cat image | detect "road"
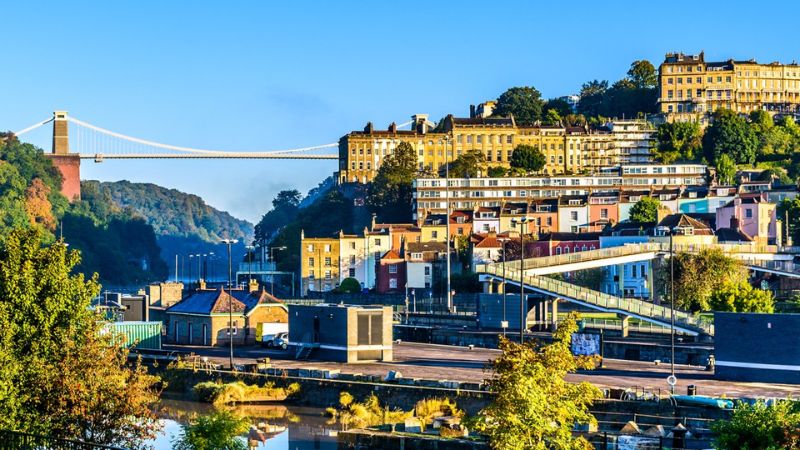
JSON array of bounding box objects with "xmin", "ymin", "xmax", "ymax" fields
[{"xmin": 163, "ymin": 342, "xmax": 800, "ymax": 398}]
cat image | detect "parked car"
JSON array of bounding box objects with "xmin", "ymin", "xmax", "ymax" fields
[
  {"xmin": 262, "ymin": 332, "xmax": 289, "ymax": 349},
  {"xmin": 257, "ymin": 323, "xmax": 289, "ymax": 348},
  {"xmin": 273, "ymin": 333, "xmax": 290, "ymax": 350}
]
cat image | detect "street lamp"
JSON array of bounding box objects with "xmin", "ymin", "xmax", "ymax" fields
[
  {"xmin": 270, "ymin": 246, "xmax": 287, "ymax": 297},
  {"xmin": 221, "ymin": 238, "xmax": 238, "ymax": 371},
  {"xmin": 501, "ymin": 237, "xmax": 508, "ymax": 337},
  {"xmin": 658, "ymin": 224, "xmax": 687, "ymax": 394},
  {"xmin": 245, "ymin": 245, "xmax": 254, "ymax": 287},
  {"xmin": 439, "ymin": 136, "xmax": 453, "ymax": 312},
  {"xmin": 512, "ymin": 218, "xmax": 529, "ymax": 343}
]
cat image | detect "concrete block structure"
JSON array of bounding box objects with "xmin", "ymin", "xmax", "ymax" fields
[
  {"xmin": 288, "ymin": 304, "xmax": 393, "ymax": 363},
  {"xmin": 715, "ymin": 312, "xmax": 800, "ymax": 384}
]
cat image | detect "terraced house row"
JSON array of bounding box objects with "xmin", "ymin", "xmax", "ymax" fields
[
  {"xmin": 335, "ymin": 114, "xmax": 654, "ymax": 184},
  {"xmin": 659, "ymin": 51, "xmax": 800, "ymax": 124}
]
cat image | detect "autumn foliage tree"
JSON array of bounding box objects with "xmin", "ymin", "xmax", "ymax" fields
[
  {"xmin": 0, "ymin": 228, "xmax": 161, "ymax": 448},
  {"xmin": 470, "ymin": 313, "xmax": 601, "ymax": 450}
]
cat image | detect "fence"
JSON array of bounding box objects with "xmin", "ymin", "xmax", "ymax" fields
[{"xmin": 0, "ymin": 430, "xmax": 127, "ymax": 450}]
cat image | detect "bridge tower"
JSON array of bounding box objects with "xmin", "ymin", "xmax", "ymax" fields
[{"xmin": 47, "ymin": 111, "xmax": 81, "ymax": 201}]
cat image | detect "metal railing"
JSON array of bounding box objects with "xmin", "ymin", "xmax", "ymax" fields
[
  {"xmin": 0, "ymin": 430, "xmax": 128, "ymax": 450},
  {"xmin": 481, "ymin": 264, "xmax": 712, "ymax": 335}
]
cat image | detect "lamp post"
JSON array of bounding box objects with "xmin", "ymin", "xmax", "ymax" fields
[
  {"xmin": 501, "ymin": 237, "xmax": 507, "ymax": 337},
  {"xmin": 245, "ymin": 245, "xmax": 254, "ymax": 287},
  {"xmin": 512, "ymin": 218, "xmax": 528, "ymax": 343},
  {"xmin": 659, "ymin": 224, "xmax": 682, "ymax": 394},
  {"xmin": 439, "ymin": 136, "xmax": 453, "ymax": 312},
  {"xmin": 270, "ymin": 246, "xmax": 287, "ymax": 297},
  {"xmin": 221, "ymin": 238, "xmax": 238, "ymax": 371}
]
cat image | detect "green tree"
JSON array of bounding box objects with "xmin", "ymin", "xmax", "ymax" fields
[
  {"xmin": 708, "ymin": 281, "xmax": 774, "ymax": 313},
  {"xmin": 577, "ymin": 80, "xmax": 609, "ymax": 118},
  {"xmin": 493, "ymin": 87, "xmax": 545, "ymax": 125},
  {"xmin": 668, "ymin": 249, "xmax": 749, "ymax": 312},
  {"xmin": 778, "ymin": 197, "xmax": 800, "ymax": 245},
  {"xmin": 470, "ymin": 312, "xmax": 601, "ymax": 450},
  {"xmin": 448, "ymin": 150, "xmax": 486, "ymax": 178},
  {"xmin": 715, "ymin": 153, "xmax": 736, "ymax": 185},
  {"xmin": 510, "ymin": 145, "xmax": 546, "ymax": 173},
  {"xmin": 487, "ymin": 166, "xmax": 508, "ymax": 177},
  {"xmin": 0, "ymin": 228, "xmax": 161, "ymax": 447},
  {"xmin": 712, "ymin": 400, "xmax": 800, "ymax": 450},
  {"xmin": 703, "ymin": 109, "xmax": 758, "ymax": 165},
  {"xmin": 655, "ymin": 121, "xmax": 703, "ymax": 163},
  {"xmin": 627, "ymin": 60, "xmax": 658, "ymax": 89},
  {"xmin": 543, "ymin": 98, "xmax": 574, "ymax": 118},
  {"xmin": 173, "ymin": 410, "xmax": 249, "ymax": 450},
  {"xmin": 366, "ymin": 141, "xmax": 419, "ymax": 222},
  {"xmin": 629, "ymin": 197, "xmax": 661, "ymax": 223},
  {"xmin": 337, "ymin": 277, "xmax": 362, "ymax": 294},
  {"xmin": 254, "ymin": 189, "xmax": 301, "ymax": 243},
  {"xmin": 542, "ymin": 108, "xmax": 563, "ymax": 126}
]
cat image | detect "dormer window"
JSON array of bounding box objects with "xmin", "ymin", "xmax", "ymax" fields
[{"xmin": 411, "ymin": 252, "xmax": 423, "ymax": 260}]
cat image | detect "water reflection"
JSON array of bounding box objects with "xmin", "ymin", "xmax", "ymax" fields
[{"xmin": 149, "ymin": 398, "xmax": 338, "ymax": 450}]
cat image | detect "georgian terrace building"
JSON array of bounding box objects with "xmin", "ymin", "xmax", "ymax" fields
[{"xmin": 413, "ymin": 164, "xmax": 708, "ymax": 216}]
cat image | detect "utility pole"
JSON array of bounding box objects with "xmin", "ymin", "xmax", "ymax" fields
[
  {"xmin": 443, "ymin": 136, "xmax": 452, "ymax": 312},
  {"xmin": 221, "ymin": 238, "xmax": 238, "ymax": 371}
]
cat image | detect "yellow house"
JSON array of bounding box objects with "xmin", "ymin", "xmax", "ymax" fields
[
  {"xmin": 419, "ymin": 213, "xmax": 448, "ymax": 243},
  {"xmin": 300, "ymin": 231, "xmax": 340, "ymax": 295}
]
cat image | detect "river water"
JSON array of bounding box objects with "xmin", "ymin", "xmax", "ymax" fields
[{"xmin": 147, "ymin": 398, "xmax": 338, "ymax": 450}]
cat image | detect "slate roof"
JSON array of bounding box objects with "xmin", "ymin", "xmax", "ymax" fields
[
  {"xmin": 167, "ymin": 288, "xmax": 283, "ymax": 316},
  {"xmin": 716, "ymin": 228, "xmax": 753, "ymax": 242},
  {"xmin": 657, "ymin": 214, "xmax": 714, "ymax": 235},
  {"xmin": 539, "ymin": 232, "xmax": 602, "ymax": 242}
]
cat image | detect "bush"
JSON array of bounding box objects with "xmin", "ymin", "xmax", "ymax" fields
[
  {"xmin": 712, "ymin": 400, "xmax": 800, "ymax": 449},
  {"xmin": 337, "ymin": 277, "xmax": 362, "ymax": 294},
  {"xmin": 414, "ymin": 398, "xmax": 463, "ymax": 430},
  {"xmin": 193, "ymin": 381, "xmax": 300, "ymax": 405}
]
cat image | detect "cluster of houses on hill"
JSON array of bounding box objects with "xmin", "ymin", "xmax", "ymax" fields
[{"xmin": 301, "ymin": 166, "xmax": 797, "ymax": 300}]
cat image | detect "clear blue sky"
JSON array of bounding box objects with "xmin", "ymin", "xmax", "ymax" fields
[{"xmin": 4, "ymin": 1, "xmax": 800, "ymax": 223}]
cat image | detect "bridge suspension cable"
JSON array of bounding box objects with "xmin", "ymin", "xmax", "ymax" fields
[{"xmin": 14, "ymin": 117, "xmax": 54, "ymax": 136}]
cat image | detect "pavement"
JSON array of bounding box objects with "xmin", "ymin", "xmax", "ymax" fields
[{"xmin": 163, "ymin": 341, "xmax": 800, "ymax": 398}]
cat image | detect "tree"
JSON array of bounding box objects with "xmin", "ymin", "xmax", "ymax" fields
[
  {"xmin": 708, "ymin": 281, "xmax": 774, "ymax": 313},
  {"xmin": 254, "ymin": 189, "xmax": 302, "ymax": 243},
  {"xmin": 655, "ymin": 122, "xmax": 703, "ymax": 163},
  {"xmin": 510, "ymin": 145, "xmax": 546, "ymax": 173},
  {"xmin": 366, "ymin": 141, "xmax": 419, "ymax": 222},
  {"xmin": 702, "ymin": 109, "xmax": 758, "ymax": 165},
  {"xmin": 715, "ymin": 153, "xmax": 736, "ymax": 185},
  {"xmin": 712, "ymin": 400, "xmax": 800, "ymax": 450},
  {"xmin": 337, "ymin": 277, "xmax": 362, "ymax": 294},
  {"xmin": 577, "ymin": 80, "xmax": 609, "ymax": 118},
  {"xmin": 0, "ymin": 228, "xmax": 161, "ymax": 447},
  {"xmin": 448, "ymin": 150, "xmax": 486, "ymax": 178},
  {"xmin": 627, "ymin": 60, "xmax": 657, "ymax": 89},
  {"xmin": 487, "ymin": 166, "xmax": 508, "ymax": 177},
  {"xmin": 669, "ymin": 249, "xmax": 749, "ymax": 312},
  {"xmin": 173, "ymin": 410, "xmax": 249, "ymax": 450},
  {"xmin": 543, "ymin": 98, "xmax": 574, "ymax": 118},
  {"xmin": 778, "ymin": 197, "xmax": 800, "ymax": 245},
  {"xmin": 469, "ymin": 312, "xmax": 601, "ymax": 450},
  {"xmin": 629, "ymin": 197, "xmax": 661, "ymax": 223},
  {"xmin": 493, "ymin": 87, "xmax": 545, "ymax": 125},
  {"xmin": 543, "ymin": 108, "xmax": 563, "ymax": 126}
]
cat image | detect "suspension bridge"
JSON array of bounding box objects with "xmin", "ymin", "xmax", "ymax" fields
[{"xmin": 11, "ymin": 110, "xmax": 426, "ymax": 201}]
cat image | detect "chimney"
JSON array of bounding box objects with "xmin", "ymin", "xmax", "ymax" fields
[
  {"xmin": 199, "ymin": 279, "xmax": 207, "ymax": 290},
  {"xmin": 730, "ymin": 216, "xmax": 740, "ymax": 230},
  {"xmin": 470, "ymin": 105, "xmax": 476, "ymax": 118},
  {"xmin": 388, "ymin": 122, "xmax": 397, "ymax": 133},
  {"xmin": 248, "ymin": 279, "xmax": 259, "ymax": 293},
  {"xmin": 364, "ymin": 122, "xmax": 373, "ymax": 133}
]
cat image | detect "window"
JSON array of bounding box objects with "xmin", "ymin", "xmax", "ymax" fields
[
  {"xmin": 307, "ymin": 244, "xmax": 313, "ymax": 252},
  {"xmin": 350, "ymin": 242, "xmax": 356, "ymax": 249},
  {"xmin": 349, "ymin": 268, "xmax": 356, "ymax": 277},
  {"xmin": 389, "ymin": 265, "xmax": 398, "ymax": 274},
  {"xmin": 325, "ymin": 270, "xmax": 332, "ymax": 280},
  {"xmin": 457, "ymin": 227, "xmax": 464, "ymax": 235},
  {"xmin": 349, "ymin": 255, "xmax": 356, "ymax": 264},
  {"xmin": 745, "ymin": 209, "xmax": 753, "ymax": 218},
  {"xmin": 411, "ymin": 252, "xmax": 422, "ymax": 260},
  {"xmin": 570, "ymin": 211, "xmax": 578, "ymax": 221},
  {"xmin": 324, "ymin": 257, "xmax": 332, "ymax": 266},
  {"xmin": 374, "ymin": 238, "xmax": 382, "ymax": 246},
  {"xmin": 309, "ymin": 269, "xmax": 315, "ymax": 278},
  {"xmin": 389, "ymin": 278, "xmax": 398, "ymax": 289},
  {"xmin": 431, "ymin": 231, "xmax": 438, "ymax": 239},
  {"xmin": 324, "ymin": 244, "xmax": 331, "ymax": 252},
  {"xmin": 600, "ymin": 208, "xmax": 608, "ymax": 219},
  {"xmin": 424, "ymin": 266, "xmax": 431, "ymax": 275},
  {"xmin": 308, "ymin": 257, "xmax": 315, "ymax": 267}
]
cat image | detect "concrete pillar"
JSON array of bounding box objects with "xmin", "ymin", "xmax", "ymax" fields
[
  {"xmin": 550, "ymin": 299, "xmax": 559, "ymax": 331},
  {"xmin": 496, "ymin": 281, "xmax": 505, "ymax": 294},
  {"xmin": 617, "ymin": 264, "xmax": 625, "ymax": 296},
  {"xmin": 483, "ymin": 280, "xmax": 493, "ymax": 294},
  {"xmin": 620, "ymin": 315, "xmax": 631, "ymax": 338},
  {"xmin": 647, "ymin": 262, "xmax": 655, "ymax": 302}
]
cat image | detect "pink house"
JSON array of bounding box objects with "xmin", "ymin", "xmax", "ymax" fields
[{"xmin": 715, "ymin": 193, "xmax": 777, "ymax": 244}]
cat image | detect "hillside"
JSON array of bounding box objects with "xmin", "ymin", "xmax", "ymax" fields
[{"xmin": 82, "ymin": 180, "xmax": 253, "ymax": 242}]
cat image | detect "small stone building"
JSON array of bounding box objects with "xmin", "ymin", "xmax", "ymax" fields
[
  {"xmin": 166, "ymin": 288, "xmax": 287, "ymax": 346},
  {"xmin": 288, "ymin": 304, "xmax": 393, "ymax": 363}
]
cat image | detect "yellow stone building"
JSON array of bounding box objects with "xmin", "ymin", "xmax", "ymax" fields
[
  {"xmin": 658, "ymin": 51, "xmax": 800, "ymax": 124},
  {"xmin": 299, "ymin": 231, "xmax": 340, "ymax": 295},
  {"xmin": 336, "ymin": 114, "xmax": 632, "ymax": 184}
]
